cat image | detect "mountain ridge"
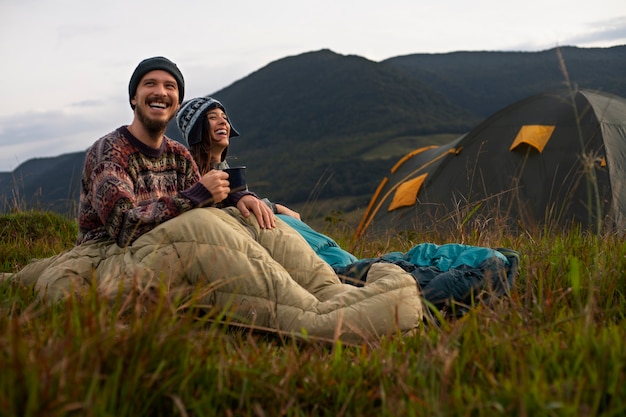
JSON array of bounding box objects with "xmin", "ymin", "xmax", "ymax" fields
[{"xmin": 2, "ymin": 45, "xmax": 624, "ymax": 221}]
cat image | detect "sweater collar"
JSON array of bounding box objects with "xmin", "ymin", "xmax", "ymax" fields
[{"xmin": 119, "ymin": 126, "xmax": 165, "ymax": 158}]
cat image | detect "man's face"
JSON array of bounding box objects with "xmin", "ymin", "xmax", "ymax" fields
[{"xmin": 131, "ymin": 70, "xmax": 179, "ymax": 134}]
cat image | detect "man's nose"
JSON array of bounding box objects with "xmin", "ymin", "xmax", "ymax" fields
[{"xmin": 154, "ymin": 83, "xmax": 168, "ymax": 95}]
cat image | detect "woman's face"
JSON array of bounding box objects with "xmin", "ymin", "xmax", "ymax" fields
[{"xmin": 206, "ymin": 107, "xmax": 231, "ymax": 152}]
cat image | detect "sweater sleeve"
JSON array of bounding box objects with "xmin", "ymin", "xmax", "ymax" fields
[
  {"xmin": 88, "ymin": 162, "xmax": 172, "ymax": 246},
  {"xmin": 221, "ymin": 189, "xmax": 259, "ymax": 207},
  {"xmin": 89, "ymin": 154, "xmax": 212, "ymax": 247}
]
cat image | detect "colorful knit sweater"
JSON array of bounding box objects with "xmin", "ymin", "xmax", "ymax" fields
[{"xmin": 77, "ymin": 126, "xmax": 215, "ymax": 247}]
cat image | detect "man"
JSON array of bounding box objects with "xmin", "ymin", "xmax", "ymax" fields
[
  {"xmin": 8, "ymin": 57, "xmax": 423, "ymax": 342},
  {"xmin": 77, "ymin": 56, "xmax": 275, "ymax": 247}
]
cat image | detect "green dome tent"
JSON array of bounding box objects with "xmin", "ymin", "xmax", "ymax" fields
[{"xmin": 356, "ymin": 89, "xmax": 626, "ymax": 237}]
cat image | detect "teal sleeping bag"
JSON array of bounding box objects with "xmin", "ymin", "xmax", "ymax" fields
[{"xmin": 279, "ymin": 214, "xmax": 520, "ymax": 316}]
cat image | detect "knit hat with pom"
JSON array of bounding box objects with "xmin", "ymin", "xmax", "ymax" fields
[{"xmin": 176, "ymin": 96, "xmax": 239, "ymax": 146}]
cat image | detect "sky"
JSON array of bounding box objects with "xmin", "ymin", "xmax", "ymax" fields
[{"xmin": 1, "ymin": 0, "xmax": 625, "ymax": 172}]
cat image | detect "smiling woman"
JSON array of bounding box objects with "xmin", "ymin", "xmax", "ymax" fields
[{"xmin": 176, "ymin": 96, "xmax": 239, "ymax": 175}]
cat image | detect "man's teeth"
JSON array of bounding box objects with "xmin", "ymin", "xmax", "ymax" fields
[{"xmin": 150, "ymin": 102, "xmax": 167, "ymax": 109}]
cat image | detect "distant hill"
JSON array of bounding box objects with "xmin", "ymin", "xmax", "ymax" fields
[
  {"xmin": 196, "ymin": 49, "xmax": 476, "ymax": 206},
  {"xmin": 0, "ymin": 152, "xmax": 84, "ymax": 214},
  {"xmin": 2, "ymin": 45, "xmax": 625, "ymax": 220},
  {"xmin": 383, "ymin": 45, "xmax": 626, "ymax": 117}
]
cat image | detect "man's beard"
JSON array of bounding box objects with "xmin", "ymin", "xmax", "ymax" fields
[{"xmin": 136, "ymin": 105, "xmax": 171, "ymax": 136}]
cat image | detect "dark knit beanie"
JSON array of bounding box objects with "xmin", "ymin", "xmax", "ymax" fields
[
  {"xmin": 176, "ymin": 96, "xmax": 240, "ymax": 146},
  {"xmin": 128, "ymin": 56, "xmax": 185, "ymax": 109}
]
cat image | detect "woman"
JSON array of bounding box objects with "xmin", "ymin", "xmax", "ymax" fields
[{"xmin": 176, "ymin": 96, "xmax": 301, "ymax": 221}]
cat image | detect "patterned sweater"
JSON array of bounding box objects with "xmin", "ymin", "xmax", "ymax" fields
[{"xmin": 77, "ymin": 126, "xmax": 214, "ymax": 247}]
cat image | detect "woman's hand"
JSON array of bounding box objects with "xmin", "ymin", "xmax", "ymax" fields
[
  {"xmin": 276, "ymin": 204, "xmax": 301, "ymax": 221},
  {"xmin": 237, "ymin": 195, "xmax": 277, "ymax": 229},
  {"xmin": 198, "ymin": 170, "xmax": 230, "ymax": 203}
]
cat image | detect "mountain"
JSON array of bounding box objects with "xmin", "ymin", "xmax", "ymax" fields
[
  {"xmin": 2, "ymin": 45, "xmax": 625, "ymax": 221},
  {"xmin": 179, "ymin": 49, "xmax": 477, "ymax": 207},
  {"xmin": 0, "ymin": 152, "xmax": 84, "ymax": 214},
  {"xmin": 383, "ymin": 45, "xmax": 626, "ymax": 117}
]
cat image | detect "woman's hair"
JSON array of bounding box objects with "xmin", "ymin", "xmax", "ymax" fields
[{"xmin": 189, "ymin": 118, "xmax": 212, "ymax": 175}]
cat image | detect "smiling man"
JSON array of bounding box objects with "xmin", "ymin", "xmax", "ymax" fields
[
  {"xmin": 77, "ymin": 56, "xmax": 257, "ymax": 247},
  {"xmin": 127, "ymin": 57, "xmax": 184, "ymax": 143}
]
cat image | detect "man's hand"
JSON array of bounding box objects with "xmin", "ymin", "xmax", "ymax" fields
[
  {"xmin": 198, "ymin": 170, "xmax": 230, "ymax": 203},
  {"xmin": 237, "ymin": 195, "xmax": 277, "ymax": 229}
]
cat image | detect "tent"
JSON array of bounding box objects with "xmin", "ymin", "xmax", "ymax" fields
[{"xmin": 356, "ymin": 89, "xmax": 626, "ymax": 237}]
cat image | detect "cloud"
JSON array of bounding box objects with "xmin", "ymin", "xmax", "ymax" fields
[
  {"xmin": 69, "ymin": 100, "xmax": 107, "ymax": 109},
  {"xmin": 2, "ymin": 0, "xmax": 625, "ymax": 172},
  {"xmin": 0, "ymin": 99, "xmax": 131, "ymax": 171},
  {"xmin": 566, "ymin": 16, "xmax": 626, "ymax": 45}
]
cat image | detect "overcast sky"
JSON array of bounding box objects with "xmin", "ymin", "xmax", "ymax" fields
[{"xmin": 1, "ymin": 0, "xmax": 625, "ymax": 172}]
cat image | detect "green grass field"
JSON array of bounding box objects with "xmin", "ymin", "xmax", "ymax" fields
[{"xmin": 1, "ymin": 210, "xmax": 625, "ymax": 416}]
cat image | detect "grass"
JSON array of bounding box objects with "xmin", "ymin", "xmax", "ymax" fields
[
  {"xmin": 1, "ymin": 210, "xmax": 625, "ymax": 416},
  {"xmin": 0, "ymin": 211, "xmax": 78, "ymax": 272}
]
